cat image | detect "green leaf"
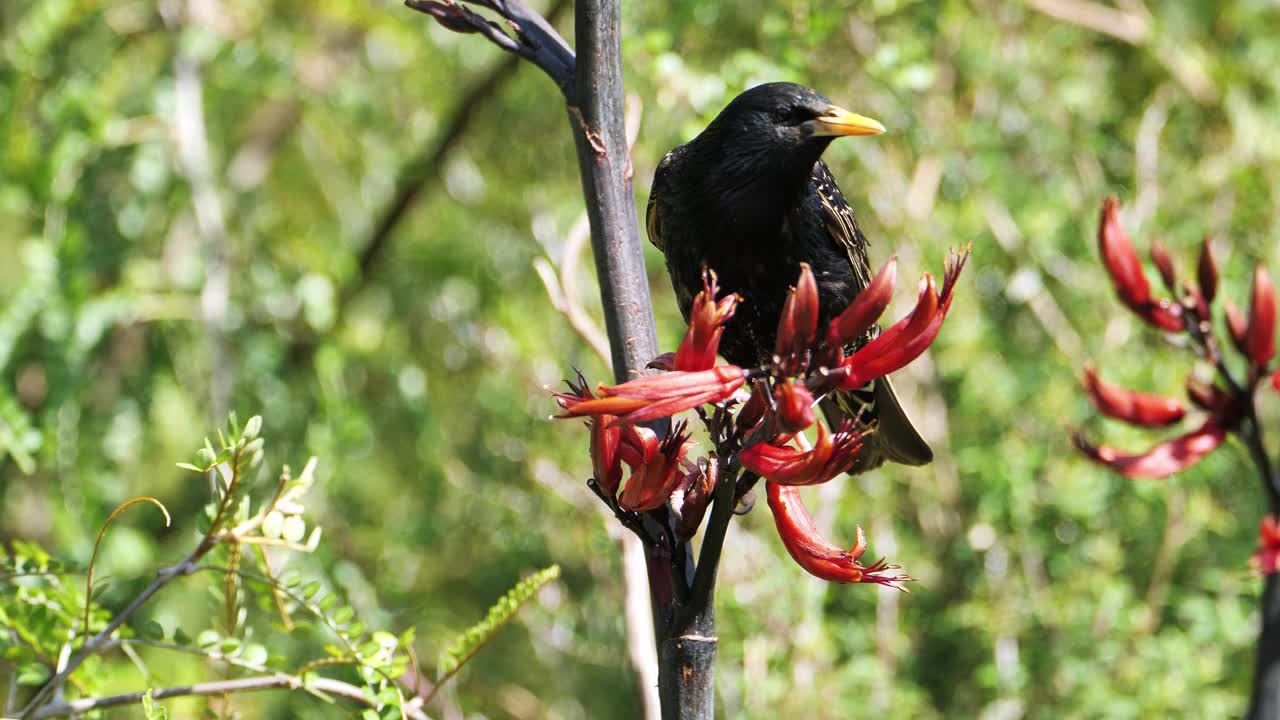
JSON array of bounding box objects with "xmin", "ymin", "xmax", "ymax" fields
[
  {"xmin": 140, "ymin": 620, "xmax": 165, "ymax": 640},
  {"xmin": 301, "ymin": 580, "xmax": 322, "ymax": 600},
  {"xmin": 242, "ymin": 643, "xmax": 268, "ymax": 666},
  {"xmin": 195, "ymin": 630, "xmax": 220, "ymax": 649},
  {"xmin": 242, "ymin": 415, "xmax": 262, "ymax": 440},
  {"xmin": 434, "ymin": 565, "xmax": 559, "ymax": 681},
  {"xmin": 16, "ymin": 662, "xmax": 50, "ymax": 686},
  {"xmin": 142, "ymin": 688, "xmax": 168, "ymax": 719},
  {"xmin": 331, "ymin": 605, "xmax": 354, "ymax": 626}
]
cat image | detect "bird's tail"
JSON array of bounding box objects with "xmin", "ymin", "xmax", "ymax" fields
[{"xmin": 820, "ymin": 375, "xmax": 933, "ymax": 474}]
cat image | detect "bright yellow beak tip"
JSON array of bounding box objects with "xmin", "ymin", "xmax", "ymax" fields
[{"xmin": 813, "ymin": 106, "xmax": 886, "ymax": 137}]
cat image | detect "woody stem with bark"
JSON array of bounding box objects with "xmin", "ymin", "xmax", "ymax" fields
[
  {"xmin": 1182, "ymin": 294, "xmax": 1280, "ymax": 719},
  {"xmin": 1245, "ymin": 396, "xmax": 1280, "ymax": 720},
  {"xmin": 402, "ymin": 1, "xmax": 720, "ymax": 716},
  {"xmin": 571, "ymin": 2, "xmax": 714, "ymax": 716}
]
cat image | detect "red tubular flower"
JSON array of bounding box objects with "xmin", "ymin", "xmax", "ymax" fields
[
  {"xmin": 735, "ymin": 385, "xmax": 767, "ymax": 436},
  {"xmin": 836, "ymin": 248, "xmax": 969, "ymax": 390},
  {"xmin": 1073, "ymin": 417, "xmax": 1227, "ymax": 479},
  {"xmin": 617, "ymin": 425, "xmax": 691, "ymax": 511},
  {"xmin": 1097, "ymin": 197, "xmax": 1183, "ymax": 332},
  {"xmin": 675, "ymin": 270, "xmax": 739, "ymax": 371},
  {"xmin": 1273, "ymin": 370, "xmax": 1280, "ymax": 392},
  {"xmin": 826, "ymin": 257, "xmax": 897, "ymax": 350},
  {"xmin": 1247, "ymin": 266, "xmax": 1276, "ymax": 368},
  {"xmin": 675, "ymin": 455, "xmax": 718, "ymax": 540},
  {"xmin": 1150, "ymin": 238, "xmax": 1177, "ymax": 293},
  {"xmin": 774, "ymin": 380, "xmax": 816, "ymax": 433},
  {"xmin": 1198, "ymin": 236, "xmax": 1218, "ymax": 303},
  {"xmin": 1081, "ymin": 364, "xmax": 1185, "ymax": 427},
  {"xmin": 555, "ymin": 375, "xmax": 625, "ymax": 496},
  {"xmin": 1253, "ymin": 515, "xmax": 1280, "ymax": 576},
  {"xmin": 740, "ymin": 419, "xmax": 865, "ymax": 486},
  {"xmin": 774, "ymin": 264, "xmax": 820, "ymax": 374},
  {"xmin": 1226, "ymin": 299, "xmax": 1250, "ymax": 355},
  {"xmin": 766, "ymin": 482, "xmax": 911, "ymax": 589},
  {"xmin": 591, "ymin": 417, "xmax": 623, "ymax": 497},
  {"xmin": 556, "ymin": 366, "xmax": 748, "ymax": 424}
]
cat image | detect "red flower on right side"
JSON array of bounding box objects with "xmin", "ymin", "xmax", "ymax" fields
[{"xmin": 1073, "ymin": 197, "xmax": 1280, "ymax": 572}]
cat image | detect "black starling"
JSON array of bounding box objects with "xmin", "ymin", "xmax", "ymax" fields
[{"xmin": 646, "ymin": 82, "xmax": 932, "ymax": 472}]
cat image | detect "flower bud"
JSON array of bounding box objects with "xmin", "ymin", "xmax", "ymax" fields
[
  {"xmin": 1198, "ymin": 236, "xmax": 1218, "ymax": 303},
  {"xmin": 774, "ymin": 264, "xmax": 820, "ymax": 375},
  {"xmin": 1150, "ymin": 239, "xmax": 1177, "ymax": 293},
  {"xmin": 676, "ymin": 455, "xmax": 717, "ymax": 540},
  {"xmin": 1247, "ymin": 266, "xmax": 1276, "ymax": 368},
  {"xmin": 1097, "ymin": 198, "xmax": 1183, "ymax": 332},
  {"xmin": 242, "ymin": 415, "xmax": 263, "ymax": 441},
  {"xmin": 1225, "ymin": 299, "xmax": 1250, "ymax": 355},
  {"xmin": 1081, "ymin": 364, "xmax": 1185, "ymax": 427},
  {"xmin": 827, "ymin": 257, "xmax": 897, "ymax": 350}
]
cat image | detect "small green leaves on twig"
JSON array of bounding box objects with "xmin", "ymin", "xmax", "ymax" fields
[{"xmin": 426, "ymin": 565, "xmax": 561, "ymax": 705}]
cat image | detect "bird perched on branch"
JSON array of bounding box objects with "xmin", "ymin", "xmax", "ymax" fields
[{"xmin": 646, "ymin": 82, "xmax": 932, "ymax": 473}]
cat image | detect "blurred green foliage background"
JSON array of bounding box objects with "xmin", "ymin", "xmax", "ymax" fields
[{"xmin": 4, "ymin": 0, "xmax": 1280, "ymax": 717}]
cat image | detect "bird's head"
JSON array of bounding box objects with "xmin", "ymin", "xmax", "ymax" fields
[{"xmin": 700, "ymin": 82, "xmax": 884, "ymax": 180}]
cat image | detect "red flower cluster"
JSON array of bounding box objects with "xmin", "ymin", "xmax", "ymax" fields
[
  {"xmin": 1075, "ymin": 198, "xmax": 1278, "ymax": 479},
  {"xmin": 767, "ymin": 483, "xmax": 909, "ymax": 587},
  {"xmin": 556, "ymin": 251, "xmax": 968, "ymax": 588},
  {"xmin": 1254, "ymin": 515, "xmax": 1280, "ymax": 576}
]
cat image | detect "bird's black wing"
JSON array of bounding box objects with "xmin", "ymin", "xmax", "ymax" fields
[
  {"xmin": 811, "ymin": 161, "xmax": 933, "ymax": 469},
  {"xmin": 646, "ymin": 151, "xmax": 673, "ymax": 254},
  {"xmin": 646, "ymin": 146, "xmax": 699, "ymax": 322},
  {"xmin": 812, "ymin": 160, "xmax": 873, "ymax": 294}
]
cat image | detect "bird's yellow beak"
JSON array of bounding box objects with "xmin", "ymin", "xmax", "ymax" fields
[{"xmin": 812, "ymin": 105, "xmax": 886, "ymax": 137}]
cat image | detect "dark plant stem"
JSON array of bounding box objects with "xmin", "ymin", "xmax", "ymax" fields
[
  {"xmin": 569, "ymin": 2, "xmax": 714, "ymax": 715},
  {"xmin": 403, "ymin": 2, "xmax": 723, "ymax": 715},
  {"xmin": 1186, "ymin": 304, "xmax": 1280, "ymax": 719},
  {"xmin": 1245, "ymin": 393, "xmax": 1280, "ymax": 720},
  {"xmin": 568, "ymin": 0, "xmax": 655, "ymax": 381},
  {"xmin": 1253, "ymin": 558, "xmax": 1280, "ymax": 720}
]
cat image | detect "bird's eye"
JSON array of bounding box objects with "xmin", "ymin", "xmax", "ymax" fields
[{"xmin": 775, "ymin": 106, "xmax": 810, "ymax": 125}]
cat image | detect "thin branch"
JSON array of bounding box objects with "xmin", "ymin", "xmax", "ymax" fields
[
  {"xmin": 286, "ymin": 0, "xmax": 571, "ymax": 371},
  {"xmin": 688, "ymin": 461, "xmax": 738, "ymax": 610},
  {"xmin": 1027, "ymin": 0, "xmax": 1149, "ymax": 45},
  {"xmin": 1244, "ymin": 399, "xmax": 1280, "ymax": 515},
  {"xmin": 405, "ymin": 0, "xmax": 575, "ymax": 95},
  {"xmin": 1139, "ymin": 488, "xmax": 1187, "ymax": 633},
  {"xmin": 20, "ymin": 449, "xmax": 248, "ymax": 717},
  {"xmin": 1027, "ymin": 0, "xmax": 1216, "ymax": 103},
  {"xmin": 27, "ymin": 674, "xmax": 431, "ymax": 720},
  {"xmin": 533, "ymin": 216, "xmax": 613, "ymax": 363},
  {"xmin": 18, "ymin": 556, "xmax": 203, "ymax": 717}
]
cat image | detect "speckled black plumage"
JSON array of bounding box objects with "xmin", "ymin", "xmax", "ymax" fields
[{"xmin": 647, "ymin": 82, "xmax": 932, "ymax": 471}]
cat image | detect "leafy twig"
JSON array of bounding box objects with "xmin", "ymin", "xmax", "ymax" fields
[
  {"xmin": 26, "ymin": 673, "xmax": 432, "ymax": 720},
  {"xmin": 83, "ymin": 498, "xmax": 171, "ymax": 638}
]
